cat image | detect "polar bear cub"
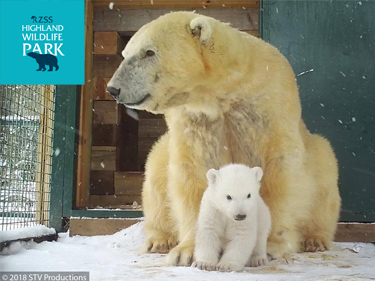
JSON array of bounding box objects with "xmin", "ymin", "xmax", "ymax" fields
[{"xmin": 192, "ymin": 164, "xmax": 271, "ymax": 272}]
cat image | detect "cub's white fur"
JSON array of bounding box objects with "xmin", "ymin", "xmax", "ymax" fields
[{"xmin": 192, "ymin": 164, "xmax": 271, "ymax": 272}]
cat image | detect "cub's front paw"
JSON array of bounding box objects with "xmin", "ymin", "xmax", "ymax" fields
[
  {"xmin": 248, "ymin": 255, "xmax": 268, "ymax": 267},
  {"xmin": 216, "ymin": 261, "xmax": 244, "ymax": 272},
  {"xmin": 192, "ymin": 260, "xmax": 217, "ymax": 271}
]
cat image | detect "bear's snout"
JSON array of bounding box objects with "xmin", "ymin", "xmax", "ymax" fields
[
  {"xmin": 234, "ymin": 214, "xmax": 247, "ymax": 221},
  {"xmin": 106, "ymin": 86, "xmax": 121, "ymax": 98}
]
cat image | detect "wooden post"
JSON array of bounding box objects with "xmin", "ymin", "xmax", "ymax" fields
[
  {"xmin": 36, "ymin": 85, "xmax": 54, "ymax": 225},
  {"xmin": 76, "ymin": 0, "xmax": 94, "ymax": 208}
]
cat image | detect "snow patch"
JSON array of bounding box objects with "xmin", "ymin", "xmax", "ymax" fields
[
  {"xmin": 0, "ymin": 225, "xmax": 56, "ymax": 243},
  {"xmin": 297, "ymin": 69, "xmax": 314, "ymax": 77}
]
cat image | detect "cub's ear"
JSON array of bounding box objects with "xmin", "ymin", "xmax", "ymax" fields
[
  {"xmin": 253, "ymin": 167, "xmax": 263, "ymax": 182},
  {"xmin": 190, "ymin": 17, "xmax": 212, "ymax": 45},
  {"xmin": 206, "ymin": 168, "xmax": 219, "ymax": 185}
]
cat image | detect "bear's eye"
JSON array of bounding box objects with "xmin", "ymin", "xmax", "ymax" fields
[
  {"xmin": 247, "ymin": 193, "xmax": 251, "ymax": 199},
  {"xmin": 226, "ymin": 195, "xmax": 232, "ymax": 201},
  {"xmin": 146, "ymin": 50, "xmax": 155, "ymax": 57}
]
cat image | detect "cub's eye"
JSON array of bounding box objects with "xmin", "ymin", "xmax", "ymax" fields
[
  {"xmin": 247, "ymin": 193, "xmax": 251, "ymax": 199},
  {"xmin": 146, "ymin": 50, "xmax": 155, "ymax": 57},
  {"xmin": 226, "ymin": 195, "xmax": 232, "ymax": 201}
]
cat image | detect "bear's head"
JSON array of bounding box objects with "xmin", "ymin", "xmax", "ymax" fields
[
  {"xmin": 206, "ymin": 164, "xmax": 263, "ymax": 222},
  {"xmin": 107, "ymin": 12, "xmax": 247, "ymax": 115},
  {"xmin": 27, "ymin": 52, "xmax": 39, "ymax": 58}
]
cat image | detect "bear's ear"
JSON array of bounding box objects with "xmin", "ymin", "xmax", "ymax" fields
[
  {"xmin": 189, "ymin": 17, "xmax": 212, "ymax": 45},
  {"xmin": 206, "ymin": 168, "xmax": 219, "ymax": 185},
  {"xmin": 253, "ymin": 167, "xmax": 263, "ymax": 182}
]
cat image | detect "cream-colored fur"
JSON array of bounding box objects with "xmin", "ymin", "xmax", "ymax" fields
[{"xmin": 107, "ymin": 12, "xmax": 341, "ymax": 266}]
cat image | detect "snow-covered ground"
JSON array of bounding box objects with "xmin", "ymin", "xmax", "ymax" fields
[{"xmin": 1, "ymin": 222, "xmax": 375, "ymax": 281}]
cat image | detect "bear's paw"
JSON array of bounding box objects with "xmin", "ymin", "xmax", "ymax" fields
[
  {"xmin": 216, "ymin": 261, "xmax": 244, "ymax": 272},
  {"xmin": 302, "ymin": 238, "xmax": 329, "ymax": 252},
  {"xmin": 191, "ymin": 260, "xmax": 217, "ymax": 271},
  {"xmin": 166, "ymin": 244, "xmax": 194, "ymax": 266},
  {"xmin": 248, "ymin": 255, "xmax": 268, "ymax": 267},
  {"xmin": 140, "ymin": 236, "xmax": 177, "ymax": 254}
]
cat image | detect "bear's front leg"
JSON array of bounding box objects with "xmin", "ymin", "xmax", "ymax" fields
[
  {"xmin": 248, "ymin": 199, "xmax": 271, "ymax": 267},
  {"xmin": 141, "ymin": 134, "xmax": 178, "ymax": 254},
  {"xmin": 192, "ymin": 210, "xmax": 222, "ymax": 271},
  {"xmin": 217, "ymin": 231, "xmax": 256, "ymax": 272},
  {"xmin": 192, "ymin": 235, "xmax": 220, "ymax": 270},
  {"xmin": 36, "ymin": 62, "xmax": 45, "ymax": 71},
  {"xmin": 165, "ymin": 167, "xmax": 207, "ymax": 266}
]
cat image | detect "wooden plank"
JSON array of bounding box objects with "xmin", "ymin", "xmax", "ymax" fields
[
  {"xmin": 137, "ymin": 111, "xmax": 163, "ymax": 119},
  {"xmin": 93, "ymin": 55, "xmax": 105, "ymax": 77},
  {"xmin": 93, "ymin": 0, "xmax": 259, "ymax": 9},
  {"xmin": 335, "ymin": 223, "xmax": 375, "ymax": 242},
  {"xmin": 93, "ymin": 77, "xmax": 113, "ymax": 100},
  {"xmin": 93, "ymin": 55, "xmax": 123, "ymax": 79},
  {"xmin": 114, "ymin": 172, "xmax": 144, "ymax": 196},
  {"xmin": 93, "ymin": 100, "xmax": 119, "ymax": 124},
  {"xmin": 92, "ymin": 145, "xmax": 118, "ymax": 151},
  {"xmin": 76, "ymin": 0, "xmax": 94, "ymax": 208},
  {"xmin": 89, "ymin": 195, "xmax": 142, "ymax": 208},
  {"xmin": 104, "ymin": 55, "xmax": 123, "ymax": 77},
  {"xmin": 118, "ymin": 106, "xmax": 139, "ymax": 171},
  {"xmin": 94, "ymin": 8, "xmax": 259, "ymax": 32},
  {"xmin": 94, "ymin": 32, "xmax": 126, "ymax": 55},
  {"xmin": 70, "ymin": 220, "xmax": 375, "ymax": 240},
  {"xmin": 244, "ymin": 30, "xmax": 259, "ymax": 37},
  {"xmin": 70, "ymin": 218, "xmax": 141, "ymax": 236},
  {"xmin": 119, "ymin": 133, "xmax": 139, "ymax": 171},
  {"xmin": 138, "ymin": 118, "xmax": 167, "ymax": 138},
  {"xmin": 90, "ymin": 170, "xmax": 115, "ymax": 195},
  {"xmin": 91, "ymin": 146, "xmax": 117, "ymax": 171},
  {"xmin": 92, "ymin": 124, "xmax": 118, "ymax": 146}
]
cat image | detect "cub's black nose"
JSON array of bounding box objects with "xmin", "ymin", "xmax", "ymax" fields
[
  {"xmin": 235, "ymin": 214, "xmax": 247, "ymax": 221},
  {"xmin": 106, "ymin": 86, "xmax": 121, "ymax": 97}
]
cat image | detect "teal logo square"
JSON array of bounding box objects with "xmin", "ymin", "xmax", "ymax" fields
[{"xmin": 0, "ymin": 0, "xmax": 85, "ymax": 85}]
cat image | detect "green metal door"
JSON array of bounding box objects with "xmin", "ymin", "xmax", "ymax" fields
[{"xmin": 261, "ymin": 0, "xmax": 375, "ymax": 222}]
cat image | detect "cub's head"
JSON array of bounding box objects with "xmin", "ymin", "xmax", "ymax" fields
[
  {"xmin": 107, "ymin": 12, "xmax": 228, "ymax": 114},
  {"xmin": 206, "ymin": 164, "xmax": 263, "ymax": 222}
]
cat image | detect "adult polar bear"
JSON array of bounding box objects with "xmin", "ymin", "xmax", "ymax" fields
[{"xmin": 107, "ymin": 12, "xmax": 341, "ymax": 265}]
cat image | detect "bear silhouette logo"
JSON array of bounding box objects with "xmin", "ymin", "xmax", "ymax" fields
[{"xmin": 27, "ymin": 52, "xmax": 59, "ymax": 71}]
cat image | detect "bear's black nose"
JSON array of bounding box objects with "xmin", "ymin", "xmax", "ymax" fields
[
  {"xmin": 235, "ymin": 214, "xmax": 247, "ymax": 221},
  {"xmin": 106, "ymin": 86, "xmax": 121, "ymax": 98}
]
